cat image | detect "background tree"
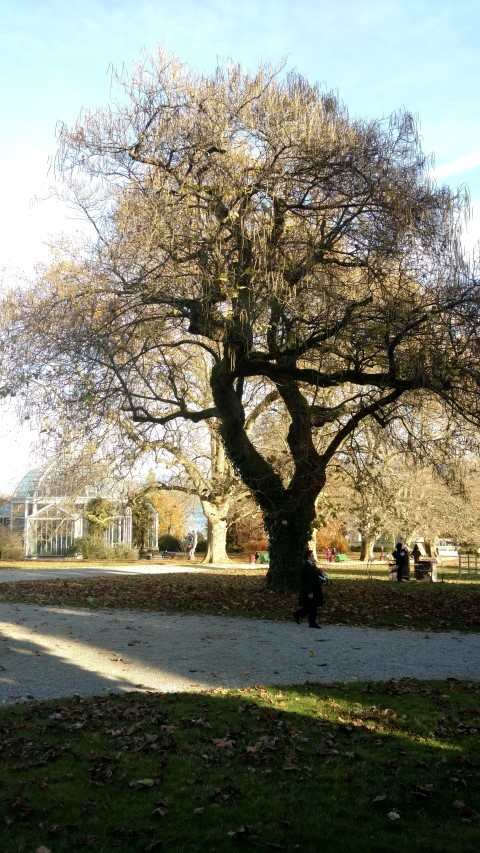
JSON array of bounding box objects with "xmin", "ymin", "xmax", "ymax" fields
[
  {"xmin": 85, "ymin": 497, "xmax": 116, "ymax": 540},
  {"xmin": 2, "ymin": 51, "xmax": 479, "ymax": 590},
  {"xmin": 149, "ymin": 488, "xmax": 192, "ymax": 543},
  {"xmin": 149, "ymin": 419, "xmax": 238, "ymax": 563},
  {"xmin": 316, "ymin": 519, "xmax": 349, "ymax": 557},
  {"xmin": 128, "ymin": 476, "xmax": 159, "ymax": 552},
  {"xmin": 226, "ymin": 490, "xmax": 268, "ymax": 554}
]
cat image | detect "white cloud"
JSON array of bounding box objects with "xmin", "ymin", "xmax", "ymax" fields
[
  {"xmin": 432, "ymin": 151, "xmax": 480, "ymax": 179},
  {"xmin": 462, "ymin": 200, "xmax": 480, "ymax": 256}
]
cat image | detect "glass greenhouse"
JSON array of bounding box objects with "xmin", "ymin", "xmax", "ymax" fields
[{"xmin": 0, "ymin": 462, "xmax": 158, "ymax": 557}]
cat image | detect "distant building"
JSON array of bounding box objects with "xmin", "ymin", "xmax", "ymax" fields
[
  {"xmin": 0, "ymin": 462, "xmax": 156, "ymax": 557},
  {"xmin": 435, "ymin": 538, "xmax": 459, "ymax": 559}
]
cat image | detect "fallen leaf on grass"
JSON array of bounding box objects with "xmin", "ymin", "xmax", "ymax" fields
[
  {"xmin": 212, "ymin": 737, "xmax": 235, "ymax": 749},
  {"xmin": 129, "ymin": 778, "xmax": 155, "ymax": 788},
  {"xmin": 2, "ymin": 572, "xmax": 480, "ymax": 631},
  {"xmin": 316, "ymin": 748, "xmax": 340, "ymax": 757},
  {"xmin": 412, "ymin": 784, "xmax": 434, "ymax": 798},
  {"xmin": 453, "ymin": 800, "xmax": 480, "ymax": 818},
  {"xmin": 228, "ymin": 825, "xmax": 260, "ymax": 841}
]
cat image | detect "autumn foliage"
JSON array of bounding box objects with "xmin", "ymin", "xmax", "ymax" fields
[{"xmin": 0, "ymin": 571, "xmax": 479, "ymax": 632}]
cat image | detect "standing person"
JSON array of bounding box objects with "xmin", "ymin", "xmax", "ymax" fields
[
  {"xmin": 293, "ymin": 549, "xmax": 328, "ymax": 629},
  {"xmin": 412, "ymin": 543, "xmax": 421, "ymax": 566},
  {"xmin": 392, "ymin": 541, "xmax": 410, "ymax": 583}
]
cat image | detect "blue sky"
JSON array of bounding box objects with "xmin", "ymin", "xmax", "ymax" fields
[{"xmin": 1, "ymin": 0, "xmax": 479, "ymax": 491}]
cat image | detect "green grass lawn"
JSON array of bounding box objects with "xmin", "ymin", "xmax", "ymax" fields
[{"xmin": 0, "ymin": 681, "xmax": 479, "ymax": 852}]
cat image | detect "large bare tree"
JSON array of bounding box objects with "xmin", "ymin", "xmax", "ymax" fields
[{"xmin": 2, "ymin": 51, "xmax": 479, "ymax": 589}]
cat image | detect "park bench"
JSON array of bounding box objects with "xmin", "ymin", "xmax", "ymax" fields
[{"xmin": 414, "ymin": 559, "xmax": 437, "ymax": 581}]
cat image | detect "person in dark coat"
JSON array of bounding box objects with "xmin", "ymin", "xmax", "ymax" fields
[
  {"xmin": 392, "ymin": 541, "xmax": 410, "ymax": 583},
  {"xmin": 293, "ymin": 549, "xmax": 328, "ymax": 629},
  {"xmin": 411, "ymin": 543, "xmax": 421, "ymax": 566}
]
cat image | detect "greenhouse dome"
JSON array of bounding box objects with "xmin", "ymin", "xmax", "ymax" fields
[{"xmin": 1, "ymin": 461, "xmax": 144, "ymax": 558}]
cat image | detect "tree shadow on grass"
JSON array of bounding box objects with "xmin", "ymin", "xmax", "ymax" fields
[{"xmin": 0, "ymin": 681, "xmax": 479, "ymax": 852}]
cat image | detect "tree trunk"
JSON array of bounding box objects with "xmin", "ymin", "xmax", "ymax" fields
[
  {"xmin": 210, "ymin": 361, "xmax": 325, "ymax": 590},
  {"xmin": 359, "ymin": 534, "xmax": 376, "ymax": 562},
  {"xmin": 308, "ymin": 527, "xmax": 319, "ymax": 561},
  {"xmin": 265, "ymin": 502, "xmax": 315, "ymax": 591},
  {"xmin": 201, "ymin": 498, "xmax": 230, "ymax": 564}
]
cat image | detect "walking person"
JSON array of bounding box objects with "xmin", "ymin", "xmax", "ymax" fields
[{"xmin": 293, "ymin": 549, "xmax": 328, "ymax": 629}]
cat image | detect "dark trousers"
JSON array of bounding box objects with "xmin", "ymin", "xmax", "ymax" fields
[{"xmin": 294, "ymin": 602, "xmax": 318, "ymax": 626}]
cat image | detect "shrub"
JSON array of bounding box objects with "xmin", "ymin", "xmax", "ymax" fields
[
  {"xmin": 1, "ymin": 545, "xmax": 24, "ymax": 560},
  {"xmin": 112, "ymin": 544, "xmax": 139, "ymax": 561},
  {"xmin": 67, "ymin": 539, "xmax": 140, "ymax": 560},
  {"xmin": 67, "ymin": 537, "xmax": 110, "ymax": 559},
  {"xmin": 0, "ymin": 529, "xmax": 24, "ymax": 559},
  {"xmin": 158, "ymin": 533, "xmax": 182, "ymax": 552}
]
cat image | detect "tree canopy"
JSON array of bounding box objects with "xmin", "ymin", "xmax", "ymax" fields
[{"xmin": 2, "ymin": 50, "xmax": 479, "ymax": 589}]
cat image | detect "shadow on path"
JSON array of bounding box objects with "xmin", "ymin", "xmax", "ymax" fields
[{"xmin": 1, "ymin": 602, "xmax": 479, "ymax": 705}]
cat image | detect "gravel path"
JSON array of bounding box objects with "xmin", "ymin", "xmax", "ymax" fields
[{"xmin": 1, "ymin": 601, "xmax": 479, "ymax": 705}]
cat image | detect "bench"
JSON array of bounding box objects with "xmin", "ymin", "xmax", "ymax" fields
[{"xmin": 257, "ymin": 552, "xmax": 270, "ymax": 564}]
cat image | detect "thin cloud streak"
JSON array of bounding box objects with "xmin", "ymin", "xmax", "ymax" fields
[{"xmin": 432, "ymin": 151, "xmax": 480, "ymax": 179}]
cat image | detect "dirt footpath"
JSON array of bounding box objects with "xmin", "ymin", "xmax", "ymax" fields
[{"xmin": 1, "ymin": 602, "xmax": 479, "ymax": 705}]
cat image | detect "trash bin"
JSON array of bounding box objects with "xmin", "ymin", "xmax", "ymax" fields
[{"xmin": 414, "ymin": 560, "xmax": 437, "ymax": 581}]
